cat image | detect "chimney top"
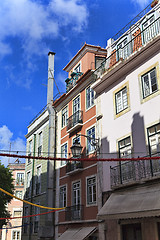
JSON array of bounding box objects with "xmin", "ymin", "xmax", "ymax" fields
[{"xmin": 48, "ymin": 51, "xmax": 56, "ymax": 56}]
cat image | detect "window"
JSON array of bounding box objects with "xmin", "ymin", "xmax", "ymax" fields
[
  {"xmin": 141, "ymin": 68, "xmax": 158, "ymax": 98},
  {"xmin": 115, "ymin": 87, "xmax": 128, "ymax": 114},
  {"xmin": 142, "ymin": 15, "xmax": 155, "ymax": 44},
  {"xmin": 87, "ymin": 126, "xmax": 95, "ymax": 154},
  {"xmin": 61, "ymin": 143, "xmax": 67, "ymax": 166},
  {"xmin": 73, "ymin": 96, "xmax": 80, "ymax": 114},
  {"xmin": 15, "ymin": 191, "xmax": 23, "ymax": 199},
  {"xmin": 16, "ymin": 173, "xmax": 24, "ymax": 185},
  {"xmin": 23, "ymin": 207, "xmax": 29, "ymax": 233},
  {"xmin": 38, "ymin": 132, "xmax": 42, "ymax": 156},
  {"xmin": 148, "ymin": 123, "xmax": 160, "ymax": 154},
  {"xmin": 87, "ymin": 176, "xmax": 96, "ymax": 205},
  {"xmin": 26, "ymin": 171, "xmax": 31, "ymax": 198},
  {"xmin": 62, "ymin": 106, "xmax": 68, "ymax": 128},
  {"xmin": 74, "ymin": 64, "xmax": 81, "ymax": 73},
  {"xmin": 28, "ymin": 140, "xmax": 32, "ymax": 164},
  {"xmin": 34, "ymin": 206, "xmax": 40, "ymax": 233},
  {"xmin": 72, "ymin": 181, "xmax": 80, "ymax": 206},
  {"xmin": 118, "ymin": 136, "xmax": 131, "ymax": 158},
  {"xmin": 13, "ymin": 210, "xmax": 22, "ymax": 217},
  {"xmin": 59, "ymin": 186, "xmax": 66, "ymax": 208},
  {"xmin": 86, "ymin": 86, "xmax": 94, "ymax": 109},
  {"xmin": 35, "ymin": 166, "xmax": 41, "ymax": 195},
  {"xmin": 12, "ymin": 230, "xmax": 20, "ymax": 240},
  {"xmin": 117, "ymin": 38, "xmax": 128, "ymax": 60}
]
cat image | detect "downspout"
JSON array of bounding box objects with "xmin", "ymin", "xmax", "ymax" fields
[
  {"xmin": 53, "ymin": 107, "xmax": 57, "ymax": 239},
  {"xmin": 29, "ymin": 134, "xmax": 36, "ymax": 240}
]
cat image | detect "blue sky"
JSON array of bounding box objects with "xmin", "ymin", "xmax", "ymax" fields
[{"xmin": 0, "ymin": 0, "xmax": 151, "ymax": 164}]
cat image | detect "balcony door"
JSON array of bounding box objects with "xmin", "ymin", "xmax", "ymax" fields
[
  {"xmin": 72, "ymin": 181, "xmax": 81, "ymax": 220},
  {"xmin": 73, "ymin": 96, "xmax": 80, "ymax": 125}
]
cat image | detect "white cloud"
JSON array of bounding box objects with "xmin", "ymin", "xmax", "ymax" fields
[
  {"xmin": 0, "ymin": 125, "xmax": 26, "ymax": 166},
  {"xmin": 0, "ymin": 0, "xmax": 88, "ymax": 57},
  {"xmin": 131, "ymin": 0, "xmax": 150, "ymax": 8}
]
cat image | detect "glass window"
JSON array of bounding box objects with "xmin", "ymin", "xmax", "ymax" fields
[
  {"xmin": 86, "ymin": 86, "xmax": 94, "ymax": 109},
  {"xmin": 38, "ymin": 132, "xmax": 42, "ymax": 156},
  {"xmin": 34, "ymin": 205, "xmax": 40, "ymax": 233},
  {"xmin": 15, "ymin": 191, "xmax": 23, "ymax": 199},
  {"xmin": 117, "ymin": 38, "xmax": 128, "ymax": 60},
  {"xmin": 87, "ymin": 176, "xmax": 96, "ymax": 205},
  {"xmin": 74, "ymin": 64, "xmax": 81, "ymax": 73},
  {"xmin": 115, "ymin": 87, "xmax": 128, "ymax": 114},
  {"xmin": 118, "ymin": 136, "xmax": 131, "ymax": 158},
  {"xmin": 73, "ymin": 96, "xmax": 80, "ymax": 114},
  {"xmin": 62, "ymin": 106, "xmax": 68, "ymax": 128},
  {"xmin": 36, "ymin": 166, "xmax": 41, "ymax": 195},
  {"xmin": 59, "ymin": 186, "xmax": 66, "ymax": 208},
  {"xmin": 13, "ymin": 211, "xmax": 22, "ymax": 217},
  {"xmin": 141, "ymin": 68, "xmax": 158, "ymax": 98},
  {"xmin": 16, "ymin": 173, "xmax": 24, "ymax": 185},
  {"xmin": 12, "ymin": 230, "xmax": 20, "ymax": 240},
  {"xmin": 61, "ymin": 143, "xmax": 67, "ymax": 166},
  {"xmin": 72, "ymin": 181, "xmax": 80, "ymax": 206},
  {"xmin": 87, "ymin": 126, "xmax": 95, "ymax": 154},
  {"xmin": 28, "ymin": 140, "xmax": 32, "ymax": 164},
  {"xmin": 148, "ymin": 123, "xmax": 160, "ymax": 154}
]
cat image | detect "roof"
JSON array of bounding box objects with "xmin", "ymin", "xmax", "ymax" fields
[
  {"xmin": 63, "ymin": 43, "xmax": 107, "ymax": 72},
  {"xmin": 98, "ymin": 182, "xmax": 160, "ymax": 220}
]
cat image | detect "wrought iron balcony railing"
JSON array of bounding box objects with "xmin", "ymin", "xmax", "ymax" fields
[
  {"xmin": 65, "ymin": 204, "xmax": 84, "ymax": 221},
  {"xmin": 67, "ymin": 110, "xmax": 83, "ymax": 132},
  {"xmin": 110, "ymin": 153, "xmax": 160, "ymax": 188},
  {"xmin": 66, "ymin": 161, "xmax": 83, "ymax": 174},
  {"xmin": 65, "ymin": 72, "xmax": 83, "ymax": 93},
  {"xmin": 94, "ymin": 17, "xmax": 160, "ymax": 80}
]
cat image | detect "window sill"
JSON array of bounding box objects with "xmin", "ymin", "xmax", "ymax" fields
[
  {"xmin": 85, "ymin": 104, "xmax": 95, "ymax": 113},
  {"xmin": 114, "ymin": 106, "xmax": 131, "ymax": 119},
  {"xmin": 141, "ymin": 89, "xmax": 160, "ymax": 104}
]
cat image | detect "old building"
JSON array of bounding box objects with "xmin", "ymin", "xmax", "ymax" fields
[
  {"xmin": 53, "ymin": 44, "xmax": 107, "ymax": 240},
  {"xmin": 1, "ymin": 162, "xmax": 25, "ymax": 240},
  {"xmin": 91, "ymin": 1, "xmax": 160, "ymax": 240},
  {"xmin": 22, "ymin": 52, "xmax": 56, "ymax": 240}
]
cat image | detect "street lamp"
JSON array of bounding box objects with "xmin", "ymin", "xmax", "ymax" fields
[
  {"xmin": 70, "ymin": 134, "xmax": 99, "ymax": 158},
  {"xmin": 70, "ymin": 139, "xmax": 83, "ymax": 158}
]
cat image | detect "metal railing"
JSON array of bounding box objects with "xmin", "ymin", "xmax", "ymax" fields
[
  {"xmin": 110, "ymin": 153, "xmax": 160, "ymax": 187},
  {"xmin": 65, "ymin": 204, "xmax": 84, "ymax": 221},
  {"xmin": 112, "ymin": 3, "xmax": 152, "ymax": 41},
  {"xmin": 66, "ymin": 161, "xmax": 83, "ymax": 173},
  {"xmin": 67, "ymin": 110, "xmax": 83, "ymax": 131},
  {"xmin": 94, "ymin": 17, "xmax": 160, "ymax": 80}
]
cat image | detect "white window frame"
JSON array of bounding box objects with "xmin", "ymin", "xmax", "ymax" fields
[
  {"xmin": 15, "ymin": 190, "xmax": 23, "ymax": 200},
  {"xmin": 86, "ymin": 175, "xmax": 97, "ymax": 206},
  {"xmin": 115, "ymin": 86, "xmax": 128, "ymax": 114},
  {"xmin": 62, "ymin": 106, "xmax": 68, "ymax": 128},
  {"xmin": 59, "ymin": 185, "xmax": 67, "ymax": 208},
  {"xmin": 28, "ymin": 140, "xmax": 32, "ymax": 164},
  {"xmin": 35, "ymin": 164, "xmax": 41, "ymax": 195},
  {"xmin": 16, "ymin": 172, "xmax": 24, "ymax": 186},
  {"xmin": 74, "ymin": 62, "xmax": 81, "ymax": 73},
  {"xmin": 38, "ymin": 132, "xmax": 42, "ymax": 156},
  {"xmin": 141, "ymin": 67, "xmax": 158, "ymax": 99},
  {"xmin": 86, "ymin": 125, "xmax": 96, "ymax": 154},
  {"xmin": 72, "ymin": 180, "xmax": 81, "ymax": 206},
  {"xmin": 61, "ymin": 142, "xmax": 68, "ymax": 166},
  {"xmin": 86, "ymin": 86, "xmax": 94, "ymax": 110},
  {"xmin": 12, "ymin": 230, "xmax": 21, "ymax": 240}
]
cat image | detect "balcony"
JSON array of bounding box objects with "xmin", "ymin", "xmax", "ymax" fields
[
  {"xmin": 65, "ymin": 205, "xmax": 84, "ymax": 221},
  {"xmin": 110, "ymin": 153, "xmax": 160, "ymax": 188},
  {"xmin": 67, "ymin": 110, "xmax": 83, "ymax": 133},
  {"xmin": 65, "ymin": 72, "xmax": 83, "ymax": 93},
  {"xmin": 94, "ymin": 16, "xmax": 160, "ymax": 80},
  {"xmin": 66, "ymin": 161, "xmax": 83, "ymax": 175}
]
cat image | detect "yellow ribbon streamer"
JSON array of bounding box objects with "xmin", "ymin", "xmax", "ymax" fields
[{"xmin": 0, "ymin": 187, "xmax": 65, "ymax": 210}]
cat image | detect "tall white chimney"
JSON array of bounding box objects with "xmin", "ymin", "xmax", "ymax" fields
[{"xmin": 47, "ymin": 51, "xmax": 55, "ymax": 105}]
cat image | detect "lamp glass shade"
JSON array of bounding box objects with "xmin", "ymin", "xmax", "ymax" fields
[{"xmin": 70, "ymin": 139, "xmax": 82, "ymax": 158}]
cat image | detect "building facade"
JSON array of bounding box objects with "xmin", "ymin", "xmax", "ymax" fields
[
  {"xmin": 1, "ymin": 162, "xmax": 25, "ymax": 240},
  {"xmin": 22, "ymin": 52, "xmax": 56, "ymax": 240},
  {"xmin": 91, "ymin": 1, "xmax": 160, "ymax": 240},
  {"xmin": 53, "ymin": 44, "xmax": 107, "ymax": 240}
]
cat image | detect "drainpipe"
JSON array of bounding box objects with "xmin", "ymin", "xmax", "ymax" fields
[
  {"xmin": 46, "ymin": 52, "xmax": 56, "ymax": 239},
  {"xmin": 29, "ymin": 134, "xmax": 36, "ymax": 240}
]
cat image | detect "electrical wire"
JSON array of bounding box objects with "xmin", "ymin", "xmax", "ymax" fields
[
  {"xmin": 0, "ymin": 223, "xmax": 30, "ymax": 230},
  {"xmin": 0, "ymin": 152, "xmax": 160, "ymax": 162},
  {"xmin": 0, "ymin": 209, "xmax": 59, "ymax": 220},
  {"xmin": 0, "ymin": 188, "xmax": 65, "ymax": 210}
]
